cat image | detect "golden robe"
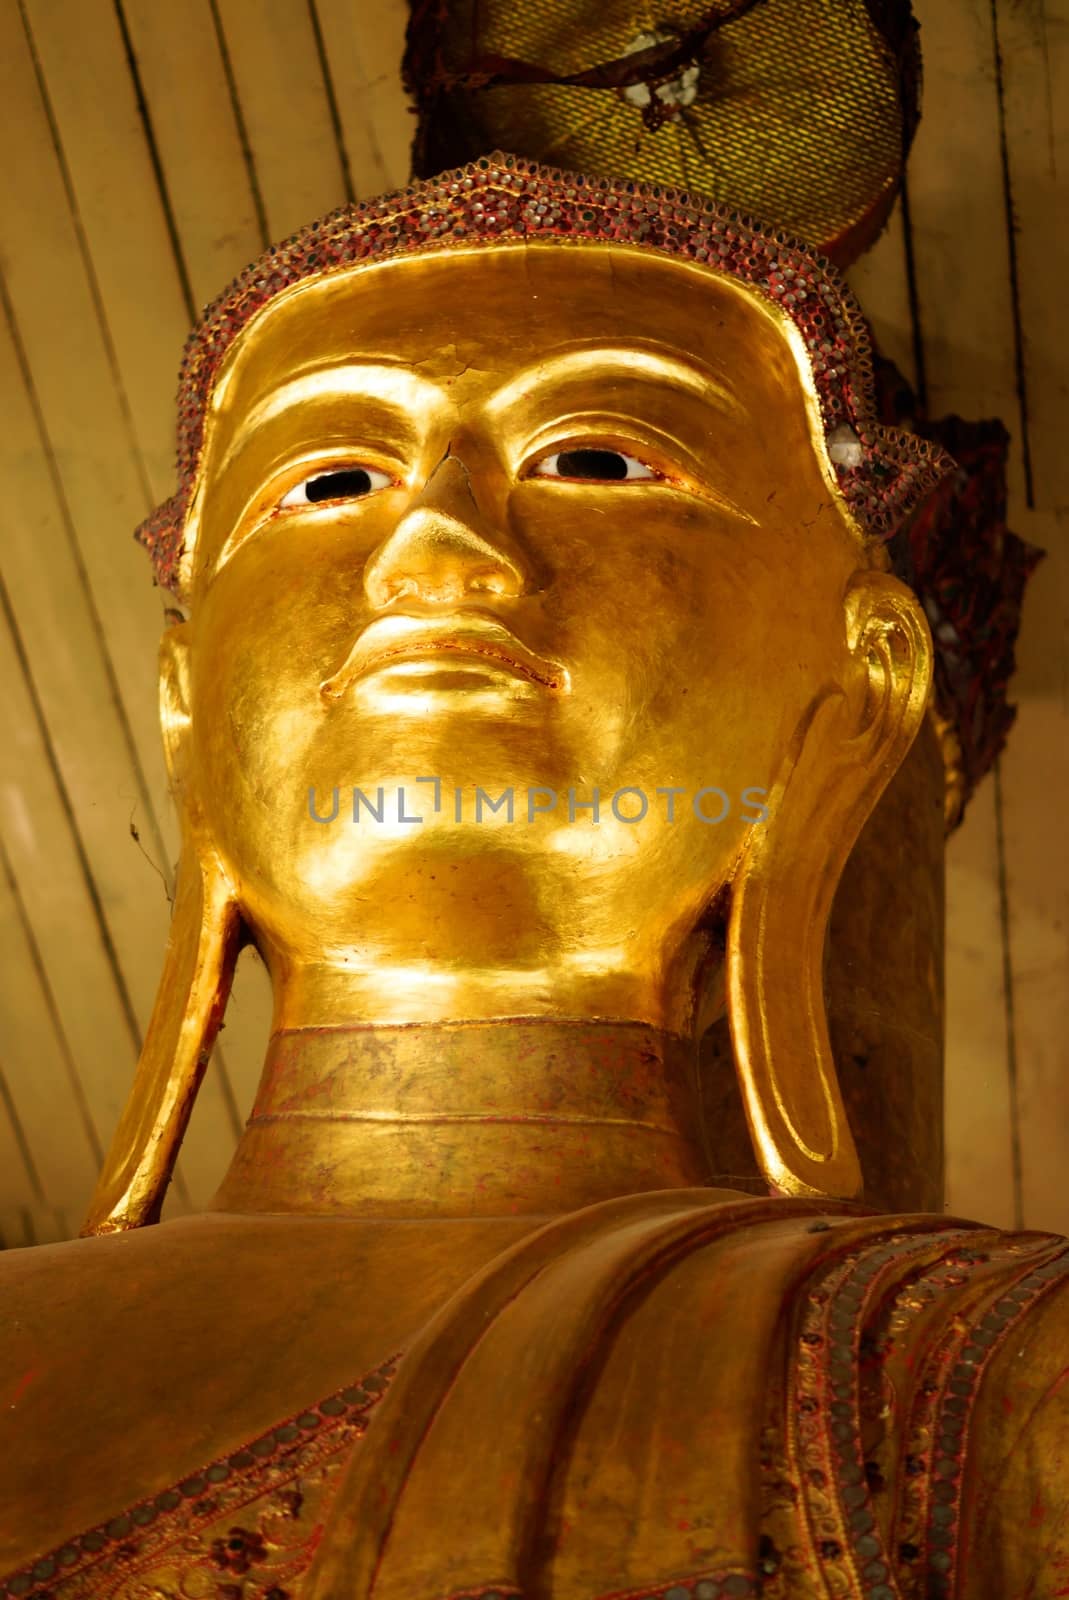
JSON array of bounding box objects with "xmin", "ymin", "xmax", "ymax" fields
[{"xmin": 3, "ymin": 1192, "xmax": 1068, "ymax": 1599}]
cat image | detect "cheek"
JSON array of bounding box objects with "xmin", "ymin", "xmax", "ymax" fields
[
  {"xmin": 516, "ymin": 496, "xmax": 739, "ymax": 656},
  {"xmin": 635, "ymin": 527, "xmax": 835, "ymax": 778},
  {"xmin": 199, "ymin": 525, "xmax": 363, "ymax": 678},
  {"xmin": 604, "ymin": 509, "xmax": 755, "ymax": 684},
  {"xmin": 190, "ymin": 564, "xmax": 346, "ymax": 815}
]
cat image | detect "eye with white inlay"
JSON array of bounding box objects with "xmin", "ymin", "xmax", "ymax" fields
[
  {"xmin": 280, "ymin": 465, "xmax": 393, "ymax": 507},
  {"xmin": 527, "ymin": 447, "xmax": 662, "ymax": 483}
]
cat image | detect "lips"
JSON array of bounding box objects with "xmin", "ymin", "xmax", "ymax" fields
[{"xmin": 320, "ymin": 612, "xmax": 570, "ymax": 698}]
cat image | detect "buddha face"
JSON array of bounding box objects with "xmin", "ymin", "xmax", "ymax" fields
[{"xmin": 173, "ymin": 244, "xmax": 886, "ymax": 1027}]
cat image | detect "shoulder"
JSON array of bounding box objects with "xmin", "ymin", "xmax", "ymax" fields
[{"xmin": 0, "ymin": 1210, "xmax": 539, "ymax": 1572}]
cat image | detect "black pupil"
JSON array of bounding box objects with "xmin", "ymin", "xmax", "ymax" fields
[
  {"xmin": 306, "ymin": 468, "xmax": 374, "ymax": 501},
  {"xmin": 555, "ymin": 449, "xmax": 630, "ymax": 480}
]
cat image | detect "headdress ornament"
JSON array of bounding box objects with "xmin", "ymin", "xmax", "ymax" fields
[{"xmin": 138, "ymin": 151, "xmax": 952, "ymax": 598}]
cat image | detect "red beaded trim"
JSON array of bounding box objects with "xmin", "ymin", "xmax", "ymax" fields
[
  {"xmin": 137, "ymin": 151, "xmax": 953, "ymax": 597},
  {"xmin": 0, "ymin": 1355, "xmax": 399, "ymax": 1598},
  {"xmin": 593, "ymin": 1573, "xmax": 758, "ymax": 1600},
  {"xmin": 902, "ymin": 1243, "xmax": 1069, "ymax": 1598},
  {"xmin": 788, "ymin": 1226, "xmax": 1069, "ymax": 1600},
  {"xmin": 432, "ymin": 1577, "xmax": 757, "ymax": 1600},
  {"xmin": 790, "ymin": 1226, "xmax": 974, "ymax": 1599},
  {"xmin": 431, "ymin": 1589, "xmax": 522, "ymax": 1600}
]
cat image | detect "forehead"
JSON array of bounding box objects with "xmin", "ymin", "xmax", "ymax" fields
[{"xmin": 208, "ymin": 243, "xmax": 813, "ymax": 423}]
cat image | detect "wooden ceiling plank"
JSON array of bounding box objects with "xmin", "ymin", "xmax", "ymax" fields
[
  {"xmin": 205, "ymin": 0, "xmax": 271, "ymax": 249},
  {"xmin": 941, "ymin": 782, "xmax": 1017, "ymax": 1230},
  {"xmin": 22, "ymin": 0, "xmax": 197, "ymax": 509},
  {"xmin": 0, "ymin": 868, "xmax": 98, "ymax": 1245},
  {"xmin": 0, "ymin": 1054, "xmax": 46, "ymax": 1221},
  {"xmin": 19, "ymin": 0, "xmax": 274, "ymax": 1205},
  {"xmin": 0, "ymin": 597, "xmax": 145, "ymax": 1148},
  {"xmin": 846, "ymin": 199, "xmax": 919, "ymax": 395},
  {"xmin": 0, "ymin": 3, "xmax": 173, "ymax": 816},
  {"xmin": 84, "ymin": 0, "xmax": 363, "ymax": 1195},
  {"xmin": 994, "ymin": 0, "xmax": 1068, "ymax": 518},
  {"xmin": 907, "ymin": 0, "xmax": 1023, "ymax": 1229},
  {"xmin": 313, "ymin": 0, "xmax": 414, "ymax": 197},
  {"xmin": 0, "ymin": 765, "xmax": 111, "ymax": 1227},
  {"xmin": 0, "ymin": 591, "xmax": 207, "ymax": 1218},
  {"xmin": 987, "ymin": 0, "xmax": 1069, "ymax": 1236},
  {"xmin": 1, "ymin": 3, "xmax": 273, "ymax": 1213},
  {"xmin": 909, "ymin": 0, "xmax": 1028, "ymax": 503},
  {"xmin": 0, "ymin": 279, "xmax": 175, "ymax": 919},
  {"xmin": 0, "ymin": 1210, "xmax": 36, "ymax": 1251},
  {"xmin": 0, "ymin": 1207, "xmax": 70, "ymax": 1250},
  {"xmin": 215, "ymin": 946, "xmax": 274, "ymax": 1121},
  {"xmin": 996, "ymin": 657, "xmax": 1069, "ymax": 1238},
  {"xmin": 214, "ymin": 0, "xmax": 349, "ymax": 242},
  {"xmin": 119, "ymin": 0, "xmax": 268, "ymax": 308},
  {"xmin": 0, "ymin": 285, "xmax": 240, "ymax": 1212},
  {"xmin": 160, "ymin": 944, "xmax": 277, "ymax": 1222},
  {"xmin": 306, "ymin": 0, "xmax": 355, "ymax": 204}
]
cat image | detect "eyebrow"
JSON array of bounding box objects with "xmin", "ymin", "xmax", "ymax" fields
[
  {"xmin": 484, "ymin": 345, "xmax": 748, "ymax": 421},
  {"xmin": 211, "ymin": 343, "xmax": 746, "ymax": 486},
  {"xmin": 215, "ymin": 362, "xmax": 444, "ymax": 473}
]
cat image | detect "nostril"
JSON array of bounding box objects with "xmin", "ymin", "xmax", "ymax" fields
[
  {"xmin": 379, "ymin": 575, "xmax": 418, "ymax": 603},
  {"xmin": 363, "ymin": 503, "xmax": 528, "ymax": 609},
  {"xmin": 468, "ymin": 572, "xmax": 511, "ymax": 595}
]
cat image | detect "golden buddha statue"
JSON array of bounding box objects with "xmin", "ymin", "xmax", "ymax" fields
[{"xmin": 2, "ymin": 154, "xmax": 1066, "ymax": 1600}]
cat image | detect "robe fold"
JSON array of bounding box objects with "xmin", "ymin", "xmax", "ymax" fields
[{"xmin": 4, "ymin": 1192, "xmax": 1068, "ymax": 1600}]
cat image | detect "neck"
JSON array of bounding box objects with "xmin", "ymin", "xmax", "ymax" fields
[{"xmin": 210, "ymin": 1017, "xmax": 712, "ymax": 1218}]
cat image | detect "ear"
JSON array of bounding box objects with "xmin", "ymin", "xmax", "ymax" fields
[
  {"xmin": 726, "ymin": 570, "xmax": 933, "ymax": 1200},
  {"xmin": 841, "ymin": 570, "xmax": 934, "ymax": 765},
  {"xmin": 81, "ymin": 621, "xmax": 242, "ymax": 1234}
]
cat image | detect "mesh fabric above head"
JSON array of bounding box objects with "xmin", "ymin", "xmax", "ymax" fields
[{"xmin": 405, "ymin": 0, "xmax": 921, "ymax": 267}]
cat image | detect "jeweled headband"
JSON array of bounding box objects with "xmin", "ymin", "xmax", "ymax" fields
[{"xmin": 138, "ymin": 150, "xmax": 953, "ymax": 598}]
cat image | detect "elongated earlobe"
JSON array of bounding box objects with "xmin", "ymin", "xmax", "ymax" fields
[
  {"xmin": 726, "ymin": 572, "xmax": 933, "ymax": 1199},
  {"xmin": 81, "ymin": 626, "xmax": 241, "ymax": 1233},
  {"xmin": 81, "ymin": 846, "xmax": 240, "ymax": 1232}
]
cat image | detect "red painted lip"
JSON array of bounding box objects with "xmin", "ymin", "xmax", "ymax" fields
[
  {"xmin": 321, "ymin": 613, "xmax": 570, "ymax": 698},
  {"xmin": 359, "ymin": 634, "xmax": 566, "ymax": 688}
]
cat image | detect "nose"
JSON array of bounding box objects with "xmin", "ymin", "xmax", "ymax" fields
[{"xmin": 363, "ymin": 453, "xmax": 528, "ymax": 609}]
